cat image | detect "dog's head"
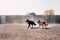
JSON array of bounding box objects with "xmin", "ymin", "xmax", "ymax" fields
[
  {"xmin": 37, "ymin": 20, "xmax": 41, "ymax": 23},
  {"xmin": 26, "ymin": 19, "xmax": 29, "ymax": 22}
]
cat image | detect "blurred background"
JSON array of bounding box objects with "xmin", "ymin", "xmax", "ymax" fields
[{"xmin": 0, "ymin": 15, "xmax": 60, "ymax": 24}]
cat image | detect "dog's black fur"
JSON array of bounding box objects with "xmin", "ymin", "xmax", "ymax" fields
[{"xmin": 26, "ymin": 19, "xmax": 36, "ymax": 28}]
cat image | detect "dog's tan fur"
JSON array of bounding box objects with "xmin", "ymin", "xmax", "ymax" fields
[
  {"xmin": 38, "ymin": 22, "xmax": 48, "ymax": 28},
  {"xmin": 37, "ymin": 20, "xmax": 48, "ymax": 28}
]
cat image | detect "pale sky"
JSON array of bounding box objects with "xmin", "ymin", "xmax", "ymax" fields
[{"xmin": 0, "ymin": 0, "xmax": 60, "ymax": 15}]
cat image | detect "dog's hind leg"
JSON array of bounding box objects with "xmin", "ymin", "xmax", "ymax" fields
[
  {"xmin": 32, "ymin": 25, "xmax": 33, "ymax": 28},
  {"xmin": 45, "ymin": 24, "xmax": 48, "ymax": 28}
]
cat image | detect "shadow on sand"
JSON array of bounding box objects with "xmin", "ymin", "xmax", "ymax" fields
[
  {"xmin": 30, "ymin": 27, "xmax": 39, "ymax": 29},
  {"xmin": 30, "ymin": 27, "xmax": 51, "ymax": 29},
  {"xmin": 42, "ymin": 28, "xmax": 51, "ymax": 29}
]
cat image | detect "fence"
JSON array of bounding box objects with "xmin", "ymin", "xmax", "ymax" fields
[{"xmin": 0, "ymin": 15, "xmax": 60, "ymax": 24}]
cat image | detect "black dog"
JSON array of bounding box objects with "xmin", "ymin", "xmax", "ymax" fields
[{"xmin": 26, "ymin": 19, "xmax": 36, "ymax": 28}]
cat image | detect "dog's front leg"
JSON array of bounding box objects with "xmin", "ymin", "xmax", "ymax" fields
[{"xmin": 28, "ymin": 24, "xmax": 30, "ymax": 28}]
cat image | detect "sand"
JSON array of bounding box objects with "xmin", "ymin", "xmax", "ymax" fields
[{"xmin": 0, "ymin": 24, "xmax": 60, "ymax": 40}]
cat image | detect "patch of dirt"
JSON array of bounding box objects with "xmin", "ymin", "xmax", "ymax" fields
[{"xmin": 0, "ymin": 24, "xmax": 60, "ymax": 40}]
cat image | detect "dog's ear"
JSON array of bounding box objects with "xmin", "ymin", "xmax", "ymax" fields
[
  {"xmin": 37, "ymin": 20, "xmax": 41, "ymax": 23},
  {"xmin": 26, "ymin": 19, "xmax": 29, "ymax": 22}
]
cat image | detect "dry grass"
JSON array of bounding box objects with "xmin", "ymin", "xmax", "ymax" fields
[{"xmin": 0, "ymin": 24, "xmax": 60, "ymax": 40}]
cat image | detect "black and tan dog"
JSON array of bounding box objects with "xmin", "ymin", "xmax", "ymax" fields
[
  {"xmin": 37, "ymin": 20, "xmax": 48, "ymax": 28},
  {"xmin": 26, "ymin": 19, "xmax": 36, "ymax": 28}
]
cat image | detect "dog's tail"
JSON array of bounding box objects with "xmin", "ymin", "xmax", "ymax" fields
[
  {"xmin": 35, "ymin": 24, "xmax": 37, "ymax": 25},
  {"xmin": 46, "ymin": 24, "xmax": 48, "ymax": 26},
  {"xmin": 32, "ymin": 22, "xmax": 36, "ymax": 25}
]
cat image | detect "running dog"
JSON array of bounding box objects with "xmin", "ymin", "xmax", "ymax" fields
[
  {"xmin": 26, "ymin": 19, "xmax": 36, "ymax": 28},
  {"xmin": 37, "ymin": 20, "xmax": 48, "ymax": 28}
]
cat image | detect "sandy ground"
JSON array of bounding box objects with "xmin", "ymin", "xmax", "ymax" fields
[{"xmin": 0, "ymin": 23, "xmax": 60, "ymax": 40}]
